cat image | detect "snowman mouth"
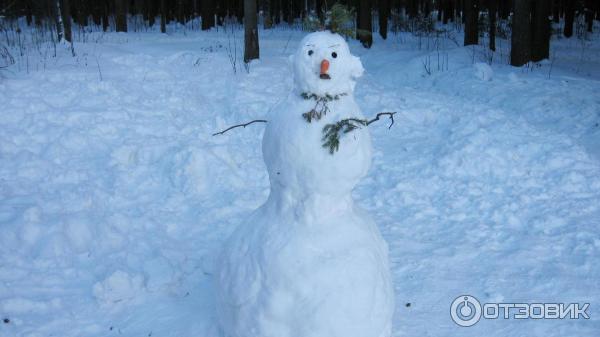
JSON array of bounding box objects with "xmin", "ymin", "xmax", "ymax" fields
[{"xmin": 319, "ymin": 73, "xmax": 331, "ymax": 80}]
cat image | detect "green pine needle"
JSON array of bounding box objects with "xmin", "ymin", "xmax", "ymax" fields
[
  {"xmin": 321, "ymin": 118, "xmax": 367, "ymax": 154},
  {"xmin": 302, "ymin": 3, "xmax": 357, "ymax": 39}
]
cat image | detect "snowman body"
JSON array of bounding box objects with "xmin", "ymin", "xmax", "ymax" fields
[{"xmin": 216, "ymin": 32, "xmax": 394, "ymax": 337}]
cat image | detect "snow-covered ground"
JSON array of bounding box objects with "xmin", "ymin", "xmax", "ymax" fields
[{"xmin": 1, "ymin": 22, "xmax": 600, "ymax": 337}]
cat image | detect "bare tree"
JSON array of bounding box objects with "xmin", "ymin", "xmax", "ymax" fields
[
  {"xmin": 489, "ymin": 0, "xmax": 497, "ymax": 51},
  {"xmin": 564, "ymin": 0, "xmax": 575, "ymax": 37},
  {"xmin": 25, "ymin": 0, "xmax": 33, "ymax": 25},
  {"xmin": 511, "ymin": 0, "xmax": 532, "ymax": 66},
  {"xmin": 273, "ymin": 0, "xmax": 280, "ymax": 24},
  {"xmin": 407, "ymin": 0, "xmax": 418, "ymax": 18},
  {"xmin": 443, "ymin": 0, "xmax": 455, "ymax": 24},
  {"xmin": 498, "ymin": 0, "xmax": 510, "ymax": 19},
  {"xmin": 357, "ymin": 0, "xmax": 372, "ymax": 48},
  {"xmin": 585, "ymin": 0, "xmax": 594, "ymax": 32},
  {"xmin": 144, "ymin": 0, "xmax": 155, "ymax": 27},
  {"xmin": 102, "ymin": 0, "xmax": 110, "ymax": 31},
  {"xmin": 464, "ymin": 0, "xmax": 479, "ymax": 45},
  {"xmin": 160, "ymin": 0, "xmax": 166, "ymax": 33},
  {"xmin": 55, "ymin": 0, "xmax": 65, "ymax": 41},
  {"xmin": 531, "ymin": 0, "xmax": 550, "ymax": 61},
  {"xmin": 115, "ymin": 0, "xmax": 128, "ymax": 32},
  {"xmin": 177, "ymin": 0, "xmax": 184, "ymax": 24},
  {"xmin": 264, "ymin": 0, "xmax": 273, "ymax": 28},
  {"xmin": 552, "ymin": 0, "xmax": 560, "ymax": 23},
  {"xmin": 244, "ymin": 0, "xmax": 259, "ymax": 63},
  {"xmin": 60, "ymin": 0, "xmax": 72, "ymax": 42},
  {"xmin": 202, "ymin": 0, "xmax": 216, "ymax": 30},
  {"xmin": 379, "ymin": 0, "xmax": 390, "ymax": 39}
]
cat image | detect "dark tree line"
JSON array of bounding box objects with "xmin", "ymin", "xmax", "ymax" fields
[{"xmin": 1, "ymin": 1, "xmax": 599, "ymax": 66}]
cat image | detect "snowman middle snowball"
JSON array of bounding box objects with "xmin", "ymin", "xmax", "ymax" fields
[{"xmin": 216, "ymin": 31, "xmax": 395, "ymax": 337}]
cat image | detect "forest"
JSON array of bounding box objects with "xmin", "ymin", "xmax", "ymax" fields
[{"xmin": 1, "ymin": 0, "xmax": 599, "ymax": 66}]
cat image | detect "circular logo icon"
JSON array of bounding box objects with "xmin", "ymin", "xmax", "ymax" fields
[{"xmin": 450, "ymin": 295, "xmax": 482, "ymax": 327}]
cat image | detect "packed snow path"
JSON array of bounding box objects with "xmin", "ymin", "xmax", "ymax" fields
[{"xmin": 1, "ymin": 29, "xmax": 599, "ymax": 337}]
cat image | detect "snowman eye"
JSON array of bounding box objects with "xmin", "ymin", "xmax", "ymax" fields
[
  {"xmin": 308, "ymin": 50, "xmax": 314, "ymax": 56},
  {"xmin": 332, "ymin": 52, "xmax": 338, "ymax": 58}
]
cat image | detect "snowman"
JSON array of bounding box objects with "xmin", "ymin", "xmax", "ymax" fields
[{"xmin": 216, "ymin": 31, "xmax": 395, "ymax": 337}]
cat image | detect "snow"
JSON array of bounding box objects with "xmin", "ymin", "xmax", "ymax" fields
[
  {"xmin": 473, "ymin": 62, "xmax": 493, "ymax": 81},
  {"xmin": 215, "ymin": 32, "xmax": 394, "ymax": 337},
  {"xmin": 93, "ymin": 270, "xmax": 145, "ymax": 308},
  {"xmin": 1, "ymin": 22, "xmax": 600, "ymax": 337}
]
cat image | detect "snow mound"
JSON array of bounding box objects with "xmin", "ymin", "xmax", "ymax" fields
[
  {"xmin": 474, "ymin": 62, "xmax": 493, "ymax": 81},
  {"xmin": 93, "ymin": 271, "xmax": 145, "ymax": 308}
]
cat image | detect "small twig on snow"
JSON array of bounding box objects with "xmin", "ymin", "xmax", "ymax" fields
[
  {"xmin": 212, "ymin": 119, "xmax": 268, "ymax": 136},
  {"xmin": 96, "ymin": 57, "xmax": 103, "ymax": 81},
  {"xmin": 366, "ymin": 112, "xmax": 397, "ymax": 128}
]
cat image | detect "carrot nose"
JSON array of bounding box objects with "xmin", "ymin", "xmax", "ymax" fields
[{"xmin": 320, "ymin": 59, "xmax": 330, "ymax": 74}]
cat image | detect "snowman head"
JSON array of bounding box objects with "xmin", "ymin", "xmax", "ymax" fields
[{"xmin": 290, "ymin": 31, "xmax": 364, "ymax": 96}]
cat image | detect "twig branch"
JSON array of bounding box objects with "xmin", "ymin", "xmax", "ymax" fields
[
  {"xmin": 212, "ymin": 119, "xmax": 267, "ymax": 136},
  {"xmin": 366, "ymin": 112, "xmax": 397, "ymax": 128},
  {"xmin": 211, "ymin": 110, "xmax": 396, "ymax": 150},
  {"xmin": 96, "ymin": 57, "xmax": 103, "ymax": 81},
  {"xmin": 322, "ymin": 111, "xmax": 398, "ymax": 154}
]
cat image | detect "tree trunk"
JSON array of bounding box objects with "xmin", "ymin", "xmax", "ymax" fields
[
  {"xmin": 463, "ymin": 0, "xmax": 478, "ymax": 45},
  {"xmin": 34, "ymin": 1, "xmax": 44, "ymax": 26},
  {"xmin": 585, "ymin": 0, "xmax": 593, "ymax": 32},
  {"xmin": 281, "ymin": 0, "xmax": 290, "ymax": 23},
  {"xmin": 498, "ymin": 0, "xmax": 509, "ymax": 19},
  {"xmin": 115, "ymin": 0, "xmax": 128, "ymax": 32},
  {"xmin": 102, "ymin": 0, "xmax": 110, "ymax": 31},
  {"xmin": 26, "ymin": 1, "xmax": 33, "ymax": 25},
  {"xmin": 531, "ymin": 0, "xmax": 550, "ymax": 61},
  {"xmin": 357, "ymin": 0, "xmax": 372, "ymax": 48},
  {"xmin": 443, "ymin": 0, "xmax": 454, "ymax": 24},
  {"xmin": 292, "ymin": 0, "xmax": 299, "ymax": 22},
  {"xmin": 273, "ymin": 0, "xmax": 280, "ymax": 24},
  {"xmin": 316, "ymin": 0, "xmax": 322, "ymax": 19},
  {"xmin": 552, "ymin": 0, "xmax": 560, "ymax": 23},
  {"xmin": 407, "ymin": 0, "xmax": 418, "ymax": 18},
  {"xmin": 511, "ymin": 0, "xmax": 532, "ymax": 66},
  {"xmin": 160, "ymin": 0, "xmax": 167, "ymax": 32},
  {"xmin": 564, "ymin": 0, "xmax": 574, "ymax": 37},
  {"xmin": 244, "ymin": 0, "xmax": 259, "ymax": 63},
  {"xmin": 237, "ymin": 0, "xmax": 244, "ymax": 23},
  {"xmin": 55, "ymin": 0, "xmax": 65, "ymax": 41},
  {"xmin": 489, "ymin": 0, "xmax": 497, "ymax": 51},
  {"xmin": 147, "ymin": 0, "xmax": 156, "ymax": 27},
  {"xmin": 92, "ymin": 1, "xmax": 102, "ymax": 25},
  {"xmin": 424, "ymin": 0, "xmax": 431, "ymax": 16},
  {"xmin": 176, "ymin": 0, "xmax": 184, "ymax": 24},
  {"xmin": 379, "ymin": 0, "xmax": 390, "ymax": 39},
  {"xmin": 264, "ymin": 0, "xmax": 272, "ymax": 28},
  {"xmin": 61, "ymin": 0, "xmax": 72, "ymax": 42},
  {"xmin": 217, "ymin": 0, "xmax": 227, "ymax": 25},
  {"xmin": 202, "ymin": 0, "xmax": 216, "ymax": 30},
  {"xmin": 74, "ymin": 0, "xmax": 89, "ymax": 27}
]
